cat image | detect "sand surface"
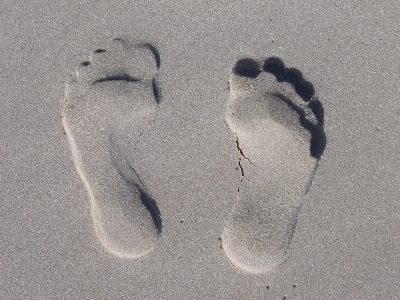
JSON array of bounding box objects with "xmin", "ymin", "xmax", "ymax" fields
[{"xmin": 2, "ymin": 1, "xmax": 400, "ymax": 299}]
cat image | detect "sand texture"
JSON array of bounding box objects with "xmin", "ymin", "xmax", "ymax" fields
[{"xmin": 2, "ymin": 1, "xmax": 400, "ymax": 299}]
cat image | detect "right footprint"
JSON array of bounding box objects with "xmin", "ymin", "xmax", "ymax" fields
[{"xmin": 223, "ymin": 57, "xmax": 326, "ymax": 273}]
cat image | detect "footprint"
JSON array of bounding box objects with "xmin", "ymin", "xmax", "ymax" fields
[
  {"xmin": 222, "ymin": 57, "xmax": 326, "ymax": 273},
  {"xmin": 62, "ymin": 38, "xmax": 162, "ymax": 259}
]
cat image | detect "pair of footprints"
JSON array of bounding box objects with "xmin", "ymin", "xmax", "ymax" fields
[{"xmin": 63, "ymin": 38, "xmax": 326, "ymax": 274}]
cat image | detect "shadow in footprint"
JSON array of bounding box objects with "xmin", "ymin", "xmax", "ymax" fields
[
  {"xmin": 109, "ymin": 125, "xmax": 163, "ymax": 237},
  {"xmin": 232, "ymin": 57, "xmax": 326, "ymax": 159},
  {"xmin": 271, "ymin": 92, "xmax": 326, "ymax": 159},
  {"xmin": 136, "ymin": 185, "xmax": 162, "ymax": 235},
  {"xmin": 224, "ymin": 56, "xmax": 327, "ymax": 273},
  {"xmin": 233, "ymin": 58, "xmax": 262, "ymax": 78},
  {"xmin": 263, "ymin": 57, "xmax": 315, "ymax": 102},
  {"xmin": 262, "ymin": 57, "xmax": 326, "ymax": 159},
  {"xmin": 63, "ymin": 38, "xmax": 163, "ymax": 259}
]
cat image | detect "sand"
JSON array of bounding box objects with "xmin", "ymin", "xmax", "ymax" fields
[{"xmin": 2, "ymin": 1, "xmax": 400, "ymax": 298}]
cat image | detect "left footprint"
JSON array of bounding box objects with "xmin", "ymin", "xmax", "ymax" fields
[{"xmin": 62, "ymin": 38, "xmax": 162, "ymax": 258}]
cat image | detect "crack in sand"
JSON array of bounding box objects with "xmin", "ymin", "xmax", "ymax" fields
[
  {"xmin": 234, "ymin": 135, "xmax": 255, "ymax": 189},
  {"xmin": 132, "ymin": 110, "xmax": 158, "ymax": 151},
  {"xmin": 235, "ymin": 136, "xmax": 256, "ymax": 166}
]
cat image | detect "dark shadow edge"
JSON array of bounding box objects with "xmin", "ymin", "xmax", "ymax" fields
[
  {"xmin": 93, "ymin": 74, "xmax": 140, "ymax": 84},
  {"xmin": 263, "ymin": 57, "xmax": 315, "ymax": 102},
  {"xmin": 140, "ymin": 43, "xmax": 161, "ymax": 69},
  {"xmin": 272, "ymin": 92, "xmax": 326, "ymax": 159},
  {"xmin": 136, "ymin": 185, "xmax": 162, "ymax": 235},
  {"xmin": 233, "ymin": 58, "xmax": 262, "ymax": 78},
  {"xmin": 152, "ymin": 77, "xmax": 162, "ymax": 104},
  {"xmin": 109, "ymin": 152, "xmax": 163, "ymax": 236}
]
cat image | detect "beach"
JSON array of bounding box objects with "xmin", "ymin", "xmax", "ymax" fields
[{"xmin": 2, "ymin": 1, "xmax": 400, "ymax": 298}]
